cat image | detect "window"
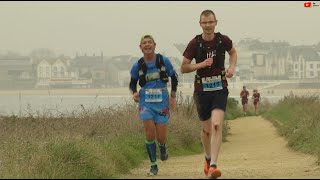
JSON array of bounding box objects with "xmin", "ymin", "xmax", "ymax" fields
[
  {"xmin": 60, "ymin": 67, "xmax": 65, "ymax": 77},
  {"xmin": 96, "ymin": 72, "xmax": 100, "ymax": 78},
  {"xmin": 310, "ymin": 64, "xmax": 313, "ymax": 69},
  {"xmin": 295, "ymin": 64, "xmax": 298, "ymax": 69},
  {"xmin": 53, "ymin": 67, "xmax": 57, "ymax": 77},
  {"xmin": 310, "ymin": 71, "xmax": 314, "ymax": 76},
  {"xmin": 317, "ymin": 64, "xmax": 320, "ymax": 69}
]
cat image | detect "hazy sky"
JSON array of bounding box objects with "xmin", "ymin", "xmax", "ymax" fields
[{"xmin": 0, "ymin": 1, "xmax": 319, "ymax": 57}]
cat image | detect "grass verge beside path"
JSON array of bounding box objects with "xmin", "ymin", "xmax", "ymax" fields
[
  {"xmin": 264, "ymin": 93, "xmax": 320, "ymax": 165},
  {"xmin": 0, "ymin": 93, "xmax": 243, "ymax": 178}
]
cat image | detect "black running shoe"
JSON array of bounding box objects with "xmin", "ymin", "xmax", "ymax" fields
[
  {"xmin": 159, "ymin": 145, "xmax": 168, "ymax": 161},
  {"xmin": 147, "ymin": 165, "xmax": 158, "ymax": 176}
]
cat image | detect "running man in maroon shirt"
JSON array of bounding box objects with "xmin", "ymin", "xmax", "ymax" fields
[
  {"xmin": 240, "ymin": 86, "xmax": 249, "ymax": 115},
  {"xmin": 180, "ymin": 9, "xmax": 237, "ymax": 179},
  {"xmin": 252, "ymin": 89, "xmax": 261, "ymax": 115}
]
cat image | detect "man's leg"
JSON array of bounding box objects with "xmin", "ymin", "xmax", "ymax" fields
[
  {"xmin": 201, "ymin": 119, "xmax": 212, "ymax": 159},
  {"xmin": 143, "ymin": 120, "xmax": 158, "ymax": 176},
  {"xmin": 201, "ymin": 119, "xmax": 212, "ymax": 176},
  {"xmin": 208, "ymin": 109, "xmax": 224, "ymax": 178},
  {"xmin": 193, "ymin": 92, "xmax": 212, "ymax": 176},
  {"xmin": 254, "ymin": 103, "xmax": 257, "ymax": 114},
  {"xmin": 244, "ymin": 103, "xmax": 248, "ymax": 114},
  {"xmin": 156, "ymin": 123, "xmax": 168, "ymax": 161},
  {"xmin": 210, "ymin": 109, "xmax": 224, "ymax": 165},
  {"xmin": 154, "ymin": 106, "xmax": 169, "ymax": 161}
]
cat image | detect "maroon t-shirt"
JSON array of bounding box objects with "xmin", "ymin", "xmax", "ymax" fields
[
  {"xmin": 183, "ymin": 33, "xmax": 233, "ymax": 92},
  {"xmin": 253, "ymin": 92, "xmax": 261, "ymax": 104},
  {"xmin": 240, "ymin": 90, "xmax": 249, "ymax": 100},
  {"xmin": 183, "ymin": 34, "xmax": 232, "ymax": 61}
]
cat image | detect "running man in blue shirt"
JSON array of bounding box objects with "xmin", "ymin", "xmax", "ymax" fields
[{"xmin": 129, "ymin": 35, "xmax": 178, "ymax": 176}]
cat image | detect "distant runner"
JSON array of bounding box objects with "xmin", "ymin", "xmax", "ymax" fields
[
  {"xmin": 252, "ymin": 89, "xmax": 261, "ymax": 115},
  {"xmin": 240, "ymin": 86, "xmax": 249, "ymax": 115}
]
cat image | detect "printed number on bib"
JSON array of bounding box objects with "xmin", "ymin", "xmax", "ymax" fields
[
  {"xmin": 145, "ymin": 89, "xmax": 163, "ymax": 102},
  {"xmin": 202, "ymin": 76, "xmax": 223, "ymax": 91}
]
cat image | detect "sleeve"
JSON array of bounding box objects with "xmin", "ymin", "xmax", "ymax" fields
[
  {"xmin": 129, "ymin": 62, "xmax": 139, "ymax": 94},
  {"xmin": 130, "ymin": 62, "xmax": 139, "ymax": 80},
  {"xmin": 222, "ymin": 34, "xmax": 233, "ymax": 52},
  {"xmin": 182, "ymin": 38, "xmax": 197, "ymax": 61},
  {"xmin": 163, "ymin": 56, "xmax": 178, "ymax": 92},
  {"xmin": 163, "ymin": 56, "xmax": 176, "ymax": 77}
]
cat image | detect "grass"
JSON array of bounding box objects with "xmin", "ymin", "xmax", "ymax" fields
[
  {"xmin": 263, "ymin": 92, "xmax": 320, "ymax": 164},
  {"xmin": 0, "ymin": 91, "xmax": 243, "ymax": 178}
]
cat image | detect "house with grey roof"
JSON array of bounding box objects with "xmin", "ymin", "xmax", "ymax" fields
[
  {"xmin": 71, "ymin": 53, "xmax": 106, "ymax": 88},
  {"xmin": 36, "ymin": 56, "xmax": 74, "ymax": 88},
  {"xmin": 289, "ymin": 46, "xmax": 320, "ymax": 79},
  {"xmin": 0, "ymin": 56, "xmax": 35, "ymax": 89},
  {"xmin": 106, "ymin": 55, "xmax": 133, "ymax": 87}
]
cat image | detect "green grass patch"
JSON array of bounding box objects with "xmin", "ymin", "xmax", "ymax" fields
[{"xmin": 264, "ymin": 93, "xmax": 320, "ymax": 164}]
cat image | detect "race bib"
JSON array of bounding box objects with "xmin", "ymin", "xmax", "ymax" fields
[
  {"xmin": 145, "ymin": 89, "xmax": 163, "ymax": 102},
  {"xmin": 202, "ymin": 76, "xmax": 223, "ymax": 91}
]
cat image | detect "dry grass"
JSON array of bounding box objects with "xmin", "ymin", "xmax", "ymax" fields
[{"xmin": 0, "ymin": 91, "xmax": 239, "ymax": 178}]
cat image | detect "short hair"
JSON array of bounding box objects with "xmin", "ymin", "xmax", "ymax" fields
[
  {"xmin": 200, "ymin": 10, "xmax": 217, "ymax": 21},
  {"xmin": 140, "ymin": 35, "xmax": 155, "ymax": 44},
  {"xmin": 243, "ymin": 86, "xmax": 246, "ymax": 88}
]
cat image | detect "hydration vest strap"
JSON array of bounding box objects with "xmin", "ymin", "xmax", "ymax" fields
[{"xmin": 138, "ymin": 54, "xmax": 168, "ymax": 87}]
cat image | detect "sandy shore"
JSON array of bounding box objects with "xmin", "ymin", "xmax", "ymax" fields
[
  {"xmin": 0, "ymin": 88, "xmax": 133, "ymax": 96},
  {"xmin": 0, "ymin": 87, "xmax": 319, "ymax": 97}
]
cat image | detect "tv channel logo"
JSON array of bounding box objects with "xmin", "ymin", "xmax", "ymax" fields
[
  {"xmin": 304, "ymin": 1, "xmax": 311, "ymax": 7},
  {"xmin": 304, "ymin": 1, "xmax": 320, "ymax": 7}
]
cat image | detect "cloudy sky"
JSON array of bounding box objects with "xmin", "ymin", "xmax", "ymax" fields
[{"xmin": 0, "ymin": 1, "xmax": 319, "ymax": 57}]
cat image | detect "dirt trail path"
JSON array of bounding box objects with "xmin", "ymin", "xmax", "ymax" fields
[{"xmin": 122, "ymin": 116, "xmax": 320, "ymax": 179}]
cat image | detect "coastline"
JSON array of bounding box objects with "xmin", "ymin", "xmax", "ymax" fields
[{"xmin": 0, "ymin": 87, "xmax": 319, "ymax": 97}]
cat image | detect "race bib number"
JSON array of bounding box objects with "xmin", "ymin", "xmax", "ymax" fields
[
  {"xmin": 202, "ymin": 76, "xmax": 223, "ymax": 91},
  {"xmin": 145, "ymin": 89, "xmax": 163, "ymax": 102}
]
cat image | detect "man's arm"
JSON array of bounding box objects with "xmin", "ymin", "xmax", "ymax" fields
[
  {"xmin": 129, "ymin": 78, "xmax": 139, "ymax": 103},
  {"xmin": 170, "ymin": 73, "xmax": 178, "ymax": 98},
  {"xmin": 180, "ymin": 57, "xmax": 211, "ymax": 74},
  {"xmin": 129, "ymin": 78, "xmax": 138, "ymax": 94},
  {"xmin": 225, "ymin": 46, "xmax": 237, "ymax": 78},
  {"xmin": 228, "ymin": 46, "xmax": 237, "ymax": 68}
]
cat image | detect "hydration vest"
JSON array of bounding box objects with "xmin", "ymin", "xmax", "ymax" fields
[
  {"xmin": 195, "ymin": 32, "xmax": 226, "ymax": 76},
  {"xmin": 193, "ymin": 32, "xmax": 229, "ymax": 91},
  {"xmin": 138, "ymin": 53, "xmax": 169, "ymax": 87}
]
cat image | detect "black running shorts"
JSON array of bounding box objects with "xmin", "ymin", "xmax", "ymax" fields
[{"xmin": 193, "ymin": 88, "xmax": 229, "ymax": 121}]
